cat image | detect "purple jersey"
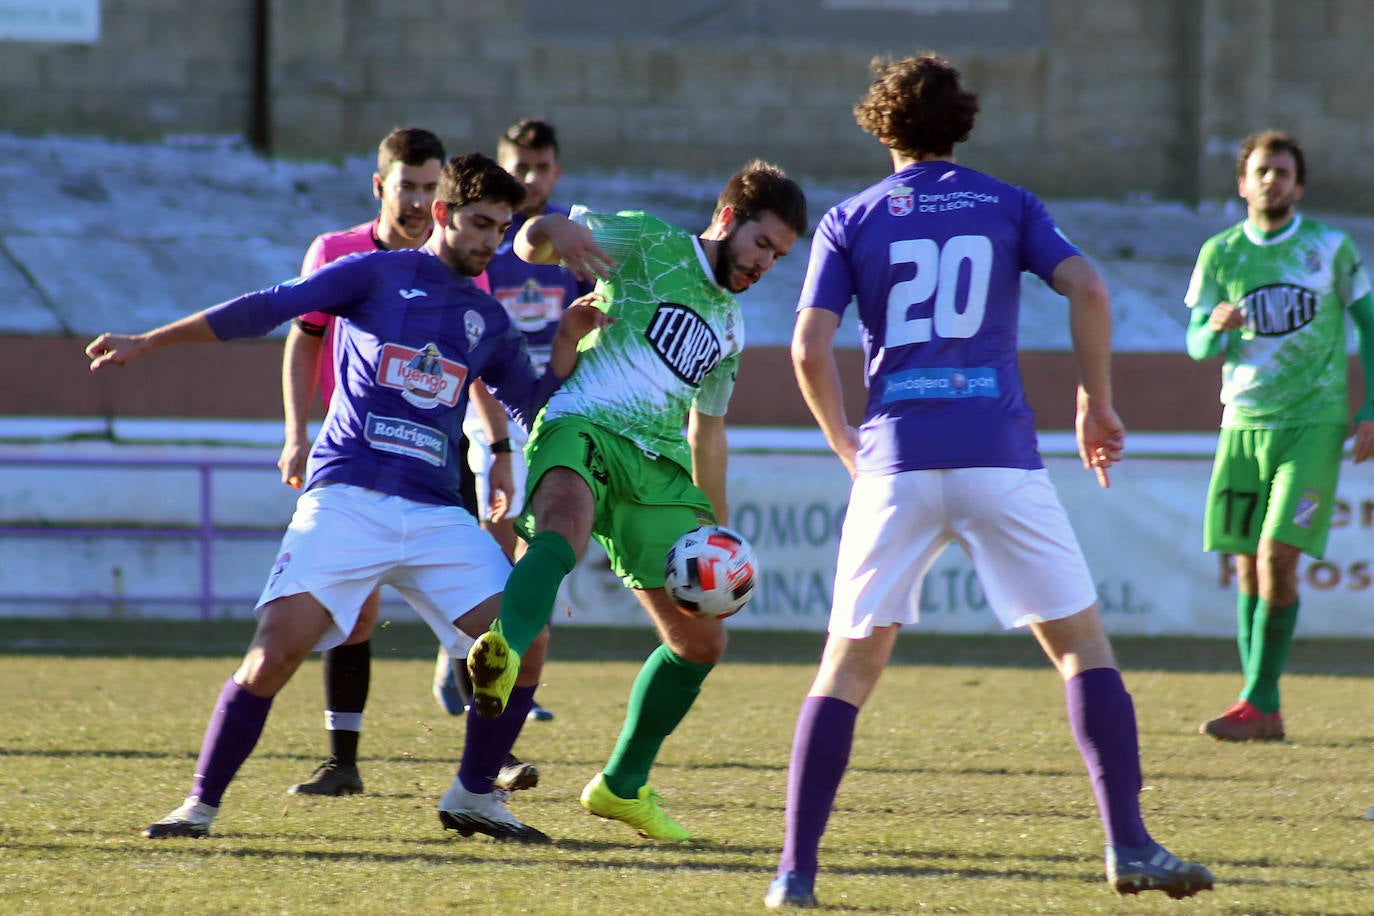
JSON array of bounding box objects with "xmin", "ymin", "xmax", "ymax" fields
[
  {"xmin": 485, "ymin": 205, "xmax": 592, "ymax": 372},
  {"xmin": 204, "ymin": 248, "xmax": 560, "ymax": 506},
  {"xmin": 799, "ymin": 162, "xmax": 1078, "ymax": 475}
]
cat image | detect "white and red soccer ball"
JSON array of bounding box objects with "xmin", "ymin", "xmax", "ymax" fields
[{"xmin": 664, "ymin": 525, "xmax": 758, "ymax": 619}]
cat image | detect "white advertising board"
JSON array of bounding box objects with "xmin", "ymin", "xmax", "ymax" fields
[{"xmin": 556, "ymin": 451, "xmax": 1374, "ymax": 637}]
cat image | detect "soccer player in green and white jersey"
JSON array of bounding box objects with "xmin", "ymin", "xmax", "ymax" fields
[
  {"xmin": 467, "ymin": 161, "xmax": 808, "ymax": 840},
  {"xmin": 1186, "ymin": 130, "xmax": 1374, "ymax": 742}
]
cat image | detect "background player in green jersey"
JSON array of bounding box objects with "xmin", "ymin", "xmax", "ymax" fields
[
  {"xmin": 467, "ymin": 162, "xmax": 808, "ymax": 841},
  {"xmin": 1185, "ymin": 130, "xmax": 1374, "ymax": 742}
]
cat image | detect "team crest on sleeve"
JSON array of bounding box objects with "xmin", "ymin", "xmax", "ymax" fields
[
  {"xmin": 463, "ymin": 310, "xmax": 486, "ymax": 349},
  {"xmin": 377, "ymin": 342, "xmax": 468, "ymax": 408},
  {"xmin": 887, "ymin": 185, "xmax": 915, "ymax": 217}
]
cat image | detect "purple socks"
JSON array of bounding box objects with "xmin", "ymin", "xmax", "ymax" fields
[
  {"xmin": 776, "ymin": 695, "xmax": 859, "ymax": 879},
  {"xmin": 458, "ymin": 683, "xmax": 536, "ymax": 794},
  {"xmin": 1065, "ymin": 667, "xmax": 1150, "ymax": 848},
  {"xmin": 189, "ymin": 677, "xmax": 273, "ymax": 808}
]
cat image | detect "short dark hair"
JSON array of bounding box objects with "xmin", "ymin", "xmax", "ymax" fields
[
  {"xmin": 854, "ymin": 54, "xmax": 979, "ymax": 160},
  {"xmin": 1237, "ymin": 130, "xmax": 1306, "ymax": 186},
  {"xmin": 499, "ymin": 118, "xmax": 559, "ymax": 157},
  {"xmin": 713, "ymin": 160, "xmax": 808, "ymax": 237},
  {"xmin": 377, "ymin": 127, "xmax": 445, "ymax": 177},
  {"xmin": 436, "ymin": 152, "xmax": 526, "ymax": 210}
]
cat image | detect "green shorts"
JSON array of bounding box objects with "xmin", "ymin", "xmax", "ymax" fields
[
  {"xmin": 516, "ymin": 415, "xmax": 716, "ymax": 589},
  {"xmin": 1203, "ymin": 424, "xmax": 1345, "ymax": 558}
]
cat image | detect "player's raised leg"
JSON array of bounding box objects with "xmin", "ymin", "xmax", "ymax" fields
[{"xmin": 469, "ymin": 464, "xmax": 592, "ymax": 717}]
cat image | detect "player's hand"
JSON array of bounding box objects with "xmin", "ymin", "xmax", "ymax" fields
[
  {"xmin": 487, "ymin": 452, "xmax": 515, "ymax": 522},
  {"xmin": 1075, "ymin": 391, "xmax": 1125, "ymax": 488},
  {"xmin": 558, "ymin": 292, "xmax": 615, "ymax": 343},
  {"xmin": 1208, "ymin": 302, "xmax": 1244, "ymax": 333},
  {"xmin": 548, "ymin": 222, "xmax": 616, "ymax": 283},
  {"xmin": 1352, "ymin": 418, "xmax": 1374, "ymax": 464},
  {"xmin": 277, "ymin": 438, "xmax": 310, "ymax": 489},
  {"xmin": 85, "ymin": 333, "xmax": 146, "ymax": 370}
]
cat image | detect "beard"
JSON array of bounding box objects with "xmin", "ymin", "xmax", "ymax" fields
[
  {"xmin": 1260, "ymin": 202, "xmax": 1295, "ymax": 223},
  {"xmin": 712, "ymin": 226, "xmax": 755, "ymax": 292},
  {"xmin": 452, "ymin": 247, "xmax": 492, "ymax": 277}
]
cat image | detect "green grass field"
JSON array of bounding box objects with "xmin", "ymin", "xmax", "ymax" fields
[{"xmin": 2, "ymin": 619, "xmax": 1373, "ymax": 915}]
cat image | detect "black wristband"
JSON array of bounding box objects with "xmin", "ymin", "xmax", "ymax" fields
[{"xmin": 490, "ymin": 437, "xmax": 513, "ymax": 454}]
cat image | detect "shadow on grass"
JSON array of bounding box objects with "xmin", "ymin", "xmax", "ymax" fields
[{"xmin": 2, "ymin": 618, "xmax": 1373, "ymax": 675}]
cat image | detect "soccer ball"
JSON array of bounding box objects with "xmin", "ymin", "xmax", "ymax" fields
[{"xmin": 664, "ymin": 525, "xmax": 758, "ymax": 619}]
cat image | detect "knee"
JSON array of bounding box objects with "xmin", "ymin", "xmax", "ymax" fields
[
  {"xmin": 236, "ymin": 641, "xmax": 309, "ymax": 695},
  {"xmin": 669, "ymin": 625, "xmax": 727, "ymax": 666}
]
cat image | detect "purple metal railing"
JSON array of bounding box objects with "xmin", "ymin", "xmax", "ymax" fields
[{"xmin": 0, "ymin": 454, "xmax": 282, "ymax": 619}]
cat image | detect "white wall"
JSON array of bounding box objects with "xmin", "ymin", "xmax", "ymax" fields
[{"xmin": 3, "ymin": 427, "xmax": 1372, "ymax": 635}]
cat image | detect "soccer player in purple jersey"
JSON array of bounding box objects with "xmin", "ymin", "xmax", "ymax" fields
[
  {"xmin": 763, "ymin": 55, "xmax": 1213, "ymax": 907},
  {"xmin": 275, "ymin": 128, "xmax": 537, "ymax": 799},
  {"xmin": 86, "ymin": 153, "xmax": 610, "ymax": 843}
]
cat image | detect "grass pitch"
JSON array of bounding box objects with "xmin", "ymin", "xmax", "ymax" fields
[{"xmin": 2, "ymin": 619, "xmax": 1373, "ymax": 914}]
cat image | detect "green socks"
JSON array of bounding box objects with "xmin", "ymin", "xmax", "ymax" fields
[
  {"xmin": 602, "ymin": 644, "xmax": 714, "ymax": 799},
  {"xmin": 1240, "ymin": 599, "xmax": 1299, "ymax": 714},
  {"xmin": 498, "ymin": 530, "xmax": 577, "ymax": 656},
  {"xmin": 1235, "ymin": 591, "xmax": 1259, "ymax": 670}
]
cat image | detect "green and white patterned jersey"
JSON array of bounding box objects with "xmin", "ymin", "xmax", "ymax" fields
[
  {"xmin": 538, "ymin": 207, "xmax": 743, "ymax": 471},
  {"xmin": 1186, "ymin": 214, "xmax": 1371, "ymax": 428}
]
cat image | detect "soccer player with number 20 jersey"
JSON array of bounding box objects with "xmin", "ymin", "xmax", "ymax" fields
[{"xmin": 764, "ymin": 55, "xmax": 1213, "ymax": 908}]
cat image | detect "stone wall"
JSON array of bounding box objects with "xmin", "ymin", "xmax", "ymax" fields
[{"xmin": 2, "ymin": 0, "xmax": 1370, "ymax": 209}]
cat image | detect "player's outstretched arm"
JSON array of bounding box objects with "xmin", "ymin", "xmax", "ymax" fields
[
  {"xmin": 515, "ymin": 213, "xmax": 615, "ymax": 283},
  {"xmin": 792, "ymin": 306, "xmax": 859, "ymax": 477},
  {"xmin": 1053, "ymin": 255, "xmax": 1124, "ymax": 487},
  {"xmin": 85, "ymin": 313, "xmax": 219, "ymax": 371}
]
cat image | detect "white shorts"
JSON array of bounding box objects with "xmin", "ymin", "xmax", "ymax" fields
[
  {"xmin": 257, "ymin": 482, "xmax": 510, "ymax": 654},
  {"xmin": 829, "ymin": 467, "xmax": 1098, "ymax": 637},
  {"xmin": 463, "ymin": 410, "xmax": 529, "ymax": 518}
]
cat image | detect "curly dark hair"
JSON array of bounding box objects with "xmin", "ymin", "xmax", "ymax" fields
[
  {"xmin": 853, "ymin": 54, "xmax": 979, "ymax": 160},
  {"xmin": 1236, "ymin": 130, "xmax": 1306, "ymax": 186},
  {"xmin": 435, "ymin": 152, "xmax": 526, "ymax": 210},
  {"xmin": 712, "ymin": 159, "xmax": 809, "ymax": 237}
]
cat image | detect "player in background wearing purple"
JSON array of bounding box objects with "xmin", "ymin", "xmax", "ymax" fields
[
  {"xmin": 276, "ymin": 128, "xmax": 535, "ymax": 799},
  {"xmin": 432, "ymin": 119, "xmax": 592, "ymax": 722},
  {"xmin": 86, "ymin": 153, "xmax": 609, "ymax": 843},
  {"xmin": 764, "ymin": 55, "xmax": 1213, "ymax": 907}
]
